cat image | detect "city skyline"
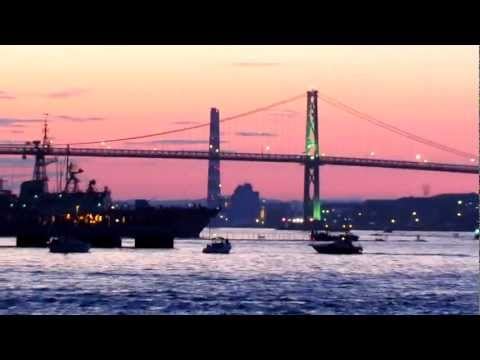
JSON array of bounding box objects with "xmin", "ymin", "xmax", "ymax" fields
[{"xmin": 0, "ymin": 45, "xmax": 477, "ymax": 200}]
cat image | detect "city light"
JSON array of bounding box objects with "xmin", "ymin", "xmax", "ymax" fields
[
  {"xmin": 415, "ymin": 218, "xmax": 420, "ymax": 222},
  {"xmin": 390, "ymin": 219, "xmax": 396, "ymax": 224},
  {"xmin": 415, "ymin": 154, "xmax": 421, "ymax": 160},
  {"xmin": 470, "ymin": 158, "xmax": 476, "ymax": 162},
  {"xmin": 357, "ymin": 212, "xmax": 362, "ymax": 216},
  {"xmin": 457, "ymin": 200, "xmax": 463, "ymax": 205},
  {"xmin": 412, "ymin": 211, "xmax": 417, "ymax": 216},
  {"xmin": 265, "ymin": 146, "xmax": 270, "ymax": 151},
  {"xmin": 457, "ymin": 212, "xmax": 462, "ymax": 217},
  {"xmin": 369, "ymin": 151, "xmax": 375, "ymax": 156}
]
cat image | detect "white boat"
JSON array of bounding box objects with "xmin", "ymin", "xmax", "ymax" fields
[
  {"xmin": 202, "ymin": 237, "xmax": 231, "ymax": 254},
  {"xmin": 49, "ymin": 236, "xmax": 90, "ymax": 253}
]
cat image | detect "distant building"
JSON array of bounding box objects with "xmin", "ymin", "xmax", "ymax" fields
[{"xmin": 226, "ymin": 183, "xmax": 261, "ymax": 226}]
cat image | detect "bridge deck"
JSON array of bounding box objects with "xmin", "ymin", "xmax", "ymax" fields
[{"xmin": 0, "ymin": 145, "xmax": 477, "ymax": 174}]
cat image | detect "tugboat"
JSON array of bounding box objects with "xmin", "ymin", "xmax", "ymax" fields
[
  {"xmin": 310, "ymin": 235, "xmax": 363, "ymax": 255},
  {"xmin": 49, "ymin": 235, "xmax": 90, "ymax": 253},
  {"xmin": 202, "ymin": 237, "xmax": 231, "ymax": 254}
]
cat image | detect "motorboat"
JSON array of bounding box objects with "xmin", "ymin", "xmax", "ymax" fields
[
  {"xmin": 49, "ymin": 236, "xmax": 90, "ymax": 253},
  {"xmin": 310, "ymin": 230, "xmax": 359, "ymax": 242},
  {"xmin": 202, "ymin": 237, "xmax": 231, "ymax": 254},
  {"xmin": 310, "ymin": 237, "xmax": 363, "ymax": 255},
  {"xmin": 374, "ymin": 237, "xmax": 386, "ymax": 242}
]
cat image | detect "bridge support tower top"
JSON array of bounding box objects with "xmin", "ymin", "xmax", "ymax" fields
[
  {"xmin": 207, "ymin": 108, "xmax": 221, "ymax": 208},
  {"xmin": 303, "ymin": 90, "xmax": 321, "ymax": 225}
]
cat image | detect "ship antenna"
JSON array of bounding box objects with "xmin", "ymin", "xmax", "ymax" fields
[{"xmin": 42, "ymin": 113, "xmax": 49, "ymax": 147}]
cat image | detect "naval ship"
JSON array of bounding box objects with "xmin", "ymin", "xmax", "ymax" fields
[{"xmin": 0, "ymin": 123, "xmax": 219, "ymax": 248}]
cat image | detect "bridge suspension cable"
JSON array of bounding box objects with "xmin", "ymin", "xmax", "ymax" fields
[
  {"xmin": 317, "ymin": 92, "xmax": 477, "ymax": 160},
  {"xmin": 57, "ymin": 93, "xmax": 305, "ymax": 146}
]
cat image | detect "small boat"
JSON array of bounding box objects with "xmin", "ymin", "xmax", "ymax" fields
[
  {"xmin": 49, "ymin": 236, "xmax": 90, "ymax": 253},
  {"xmin": 257, "ymin": 234, "xmax": 266, "ymax": 239},
  {"xmin": 310, "ymin": 230, "xmax": 359, "ymax": 242},
  {"xmin": 202, "ymin": 237, "xmax": 231, "ymax": 254},
  {"xmin": 374, "ymin": 237, "xmax": 385, "ymax": 242},
  {"xmin": 311, "ymin": 238, "xmax": 363, "ymax": 255}
]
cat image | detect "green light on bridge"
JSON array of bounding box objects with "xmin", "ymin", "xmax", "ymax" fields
[{"xmin": 313, "ymin": 200, "xmax": 321, "ymax": 221}]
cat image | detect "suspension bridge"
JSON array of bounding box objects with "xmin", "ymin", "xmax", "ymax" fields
[{"xmin": 0, "ymin": 90, "xmax": 477, "ymax": 223}]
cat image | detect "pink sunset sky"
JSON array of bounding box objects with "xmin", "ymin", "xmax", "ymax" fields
[{"xmin": 0, "ymin": 45, "xmax": 478, "ymax": 201}]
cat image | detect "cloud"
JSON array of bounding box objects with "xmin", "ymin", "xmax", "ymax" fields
[
  {"xmin": 46, "ymin": 88, "xmax": 89, "ymax": 98},
  {"xmin": 56, "ymin": 115, "xmax": 104, "ymax": 122},
  {"xmin": 232, "ymin": 62, "xmax": 280, "ymax": 67},
  {"xmin": 0, "ymin": 118, "xmax": 43, "ymax": 127},
  {"xmin": 235, "ymin": 131, "xmax": 278, "ymax": 137},
  {"xmin": 0, "ymin": 91, "xmax": 15, "ymax": 100},
  {"xmin": 0, "ymin": 157, "xmax": 34, "ymax": 168},
  {"xmin": 171, "ymin": 121, "xmax": 201, "ymax": 125}
]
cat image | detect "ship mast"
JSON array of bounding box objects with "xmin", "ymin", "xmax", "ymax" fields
[{"xmin": 31, "ymin": 113, "xmax": 57, "ymax": 192}]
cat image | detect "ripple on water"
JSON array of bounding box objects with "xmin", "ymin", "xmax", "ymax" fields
[{"xmin": 0, "ymin": 231, "xmax": 478, "ymax": 314}]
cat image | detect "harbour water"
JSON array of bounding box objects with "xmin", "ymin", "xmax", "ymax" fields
[{"xmin": 0, "ymin": 229, "xmax": 478, "ymax": 315}]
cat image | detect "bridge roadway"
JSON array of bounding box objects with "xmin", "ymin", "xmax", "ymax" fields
[{"xmin": 0, "ymin": 145, "xmax": 477, "ymax": 174}]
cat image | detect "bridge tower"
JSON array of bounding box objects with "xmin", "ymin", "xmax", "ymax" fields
[
  {"xmin": 207, "ymin": 108, "xmax": 221, "ymax": 208},
  {"xmin": 303, "ymin": 90, "xmax": 321, "ymax": 224}
]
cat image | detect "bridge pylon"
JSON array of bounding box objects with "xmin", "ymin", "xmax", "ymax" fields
[
  {"xmin": 207, "ymin": 108, "xmax": 221, "ymax": 208},
  {"xmin": 303, "ymin": 90, "xmax": 321, "ymax": 225}
]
